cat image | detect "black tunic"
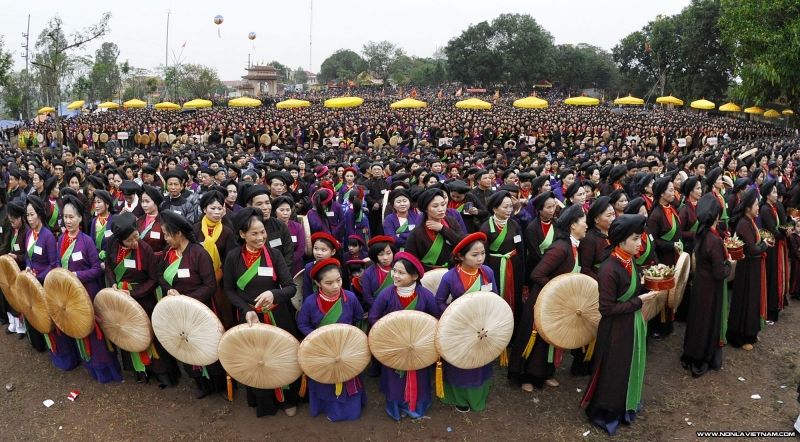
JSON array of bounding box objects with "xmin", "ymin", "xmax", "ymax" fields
[
  {"xmin": 759, "ymin": 203, "xmax": 784, "ymax": 321},
  {"xmin": 727, "ymin": 217, "xmax": 768, "ymax": 347},
  {"xmin": 405, "ymin": 215, "xmax": 463, "ymax": 270},
  {"xmin": 480, "ymin": 217, "xmax": 525, "ymax": 321}
]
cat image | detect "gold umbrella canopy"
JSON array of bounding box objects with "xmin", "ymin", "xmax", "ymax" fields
[
  {"xmin": 513, "ymin": 96, "xmax": 549, "ymax": 109},
  {"xmin": 744, "ymin": 106, "xmax": 764, "ymax": 114},
  {"xmin": 276, "ymin": 99, "xmax": 311, "ymax": 109},
  {"xmin": 656, "ymin": 95, "xmax": 684, "ymax": 106},
  {"xmin": 564, "ymin": 96, "xmax": 600, "ymax": 106},
  {"xmin": 390, "ymin": 98, "xmax": 427, "ymax": 109},
  {"xmin": 718, "ymin": 102, "xmax": 742, "ymax": 112},
  {"xmin": 613, "ymin": 95, "xmax": 645, "ymax": 105},
  {"xmin": 690, "ymin": 99, "xmax": 715, "ymax": 110},
  {"xmin": 763, "ymin": 109, "xmax": 781, "ymax": 118},
  {"xmin": 455, "ymin": 98, "xmax": 492, "ymax": 110},
  {"xmin": 324, "ymin": 96, "xmax": 365, "ymax": 108},
  {"xmin": 123, "ymin": 98, "xmax": 147, "ymax": 109}
]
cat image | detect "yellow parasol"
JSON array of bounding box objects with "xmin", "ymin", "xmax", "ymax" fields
[
  {"xmin": 98, "ymin": 101, "xmax": 120, "ymax": 109},
  {"xmin": 37, "ymin": 106, "xmax": 56, "ymax": 115},
  {"xmin": 455, "ymin": 98, "xmax": 492, "ymax": 110},
  {"xmin": 123, "ymin": 98, "xmax": 147, "ymax": 109},
  {"xmin": 324, "ymin": 96, "xmax": 364, "ymax": 108},
  {"xmin": 276, "ymin": 99, "xmax": 311, "ymax": 109},
  {"xmin": 718, "ymin": 102, "xmax": 742, "ymax": 112},
  {"xmin": 564, "ymin": 96, "xmax": 599, "ymax": 106},
  {"xmin": 656, "ymin": 95, "xmax": 684, "ymax": 106},
  {"xmin": 154, "ymin": 101, "xmax": 181, "ymax": 110},
  {"xmin": 743, "ymin": 106, "xmax": 764, "ymax": 115},
  {"xmin": 782, "ymin": 109, "xmax": 794, "ymax": 116},
  {"xmin": 390, "ymin": 98, "xmax": 427, "ymax": 109},
  {"xmin": 690, "ymin": 99, "xmax": 715, "ymax": 110},
  {"xmin": 613, "ymin": 95, "xmax": 644, "ymax": 106},
  {"xmin": 228, "ymin": 97, "xmax": 262, "ymax": 107},
  {"xmin": 763, "ymin": 109, "xmax": 781, "ymax": 118},
  {"xmin": 66, "ymin": 100, "xmax": 85, "ymax": 110},
  {"xmin": 513, "ymin": 96, "xmax": 549, "ymax": 109},
  {"xmin": 183, "ymin": 99, "xmax": 213, "ymax": 109}
]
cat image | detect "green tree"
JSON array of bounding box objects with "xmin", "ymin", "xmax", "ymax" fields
[
  {"xmin": 293, "ymin": 67, "xmax": 309, "ymax": 84},
  {"xmin": 1, "ymin": 71, "xmax": 28, "ymax": 118},
  {"xmin": 553, "ymin": 44, "xmax": 620, "ymax": 93},
  {"xmin": 268, "ymin": 61, "xmax": 291, "ymax": 82},
  {"xmin": 163, "ymin": 64, "xmax": 222, "ymax": 98},
  {"xmin": 720, "ymin": 0, "xmax": 800, "ymax": 108},
  {"xmin": 318, "ymin": 49, "xmax": 367, "ymax": 82},
  {"xmin": 444, "ymin": 21, "xmax": 501, "ymax": 86},
  {"xmin": 30, "ymin": 12, "xmax": 111, "ymax": 118},
  {"xmin": 362, "ymin": 41, "xmax": 403, "ymax": 81},
  {"xmin": 0, "ymin": 37, "xmax": 13, "ymax": 89},
  {"xmin": 89, "ymin": 42, "xmax": 121, "ymax": 101}
]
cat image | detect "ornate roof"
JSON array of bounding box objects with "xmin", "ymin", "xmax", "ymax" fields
[{"xmin": 242, "ymin": 65, "xmax": 279, "ymax": 81}]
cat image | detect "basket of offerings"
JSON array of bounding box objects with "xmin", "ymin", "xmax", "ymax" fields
[
  {"xmin": 724, "ymin": 235, "xmax": 745, "ymax": 261},
  {"xmin": 642, "ymin": 264, "xmax": 675, "ymax": 291},
  {"xmin": 759, "ymin": 229, "xmax": 774, "ymax": 244}
]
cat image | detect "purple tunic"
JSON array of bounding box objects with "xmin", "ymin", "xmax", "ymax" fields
[
  {"xmin": 382, "ymin": 211, "xmax": 421, "ymax": 250},
  {"xmin": 307, "ymin": 203, "xmax": 345, "ymax": 243},
  {"xmin": 60, "ymin": 232, "xmax": 122, "ymax": 383},
  {"xmin": 342, "ymin": 205, "xmax": 370, "ymax": 243},
  {"xmin": 435, "ymin": 266, "xmax": 497, "ymax": 388},
  {"xmin": 359, "ymin": 264, "xmax": 391, "ymax": 310},
  {"xmin": 297, "ymin": 290, "xmax": 367, "ymax": 421},
  {"xmin": 24, "ymin": 227, "xmax": 58, "ymax": 283},
  {"xmin": 368, "ymin": 284, "xmax": 441, "ymax": 419},
  {"xmin": 287, "ymin": 220, "xmax": 306, "ymax": 275}
]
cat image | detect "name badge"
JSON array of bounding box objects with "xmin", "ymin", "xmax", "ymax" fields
[
  {"xmin": 150, "ymin": 231, "xmax": 161, "ymax": 239},
  {"xmin": 0, "ymin": 227, "xmax": 3, "ymax": 233},
  {"xmin": 174, "ymin": 210, "xmax": 182, "ymax": 215},
  {"xmin": 326, "ymin": 211, "xmax": 334, "ymax": 217},
  {"xmin": 12, "ymin": 244, "xmax": 20, "ymax": 251},
  {"xmin": 481, "ymin": 284, "xmax": 493, "ymax": 292},
  {"xmin": 177, "ymin": 268, "xmax": 190, "ymax": 278},
  {"xmin": 381, "ymin": 189, "xmax": 388, "ymax": 194},
  {"xmin": 408, "ymin": 224, "xmax": 415, "ymax": 231},
  {"xmin": 291, "ymin": 235, "xmax": 297, "ymax": 243},
  {"xmin": 258, "ymin": 267, "xmax": 274, "ymax": 277},
  {"xmin": 104, "ymin": 230, "xmax": 113, "ymax": 238},
  {"xmin": 124, "ymin": 259, "xmax": 136, "ymax": 269},
  {"xmin": 73, "ymin": 251, "xmax": 84, "ymax": 261},
  {"xmin": 513, "ymin": 235, "xmax": 522, "ymax": 244},
  {"xmin": 297, "ymin": 189, "xmax": 303, "ymax": 194},
  {"xmin": 269, "ymin": 238, "xmax": 282, "ymax": 248},
  {"xmin": 34, "ymin": 246, "xmax": 43, "ymax": 255},
  {"xmin": 648, "ymin": 234, "xmax": 654, "ymax": 241}
]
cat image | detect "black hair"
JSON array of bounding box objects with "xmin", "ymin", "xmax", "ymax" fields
[
  {"xmin": 395, "ymin": 258, "xmax": 420, "ymax": 280},
  {"xmin": 312, "ymin": 264, "xmax": 341, "ymax": 283},
  {"xmin": 368, "ymin": 241, "xmax": 395, "ymax": 263}
]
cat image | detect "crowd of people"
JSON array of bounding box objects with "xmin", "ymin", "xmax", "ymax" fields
[{"xmin": 0, "ymin": 93, "xmax": 798, "ymax": 434}]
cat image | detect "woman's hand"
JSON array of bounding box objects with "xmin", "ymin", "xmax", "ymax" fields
[
  {"xmin": 166, "ymin": 289, "xmax": 180, "ymax": 297},
  {"xmin": 638, "ymin": 291, "xmax": 659, "ymax": 301},
  {"xmin": 253, "ymin": 291, "xmax": 274, "ymax": 309},
  {"xmin": 245, "ymin": 311, "xmax": 260, "ymax": 326},
  {"xmin": 425, "ymin": 220, "xmax": 443, "ymax": 232}
]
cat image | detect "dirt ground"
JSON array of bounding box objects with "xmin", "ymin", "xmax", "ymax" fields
[{"xmin": 1, "ymin": 305, "xmax": 798, "ymax": 442}]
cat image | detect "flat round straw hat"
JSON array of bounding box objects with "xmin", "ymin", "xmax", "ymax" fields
[
  {"xmin": 152, "ymin": 295, "xmax": 223, "ymax": 366},
  {"xmin": 218, "ymin": 323, "xmax": 302, "ymax": 389},
  {"xmin": 368, "ymin": 310, "xmax": 438, "ymax": 371},
  {"xmin": 534, "ymin": 273, "xmax": 600, "ymax": 349},
  {"xmin": 94, "ymin": 288, "xmax": 152, "ymax": 352},
  {"xmin": 43, "ymin": 268, "xmax": 94, "ymax": 338},
  {"xmin": 17, "ymin": 271, "xmax": 53, "ymax": 334},
  {"xmin": 298, "ymin": 324, "xmax": 370, "ymax": 384}
]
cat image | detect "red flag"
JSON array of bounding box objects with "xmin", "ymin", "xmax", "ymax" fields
[{"xmin": 455, "ymin": 87, "xmax": 463, "ymax": 97}]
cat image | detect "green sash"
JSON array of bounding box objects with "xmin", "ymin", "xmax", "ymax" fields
[
  {"xmin": 617, "ymin": 265, "xmax": 646, "ymax": 411},
  {"xmin": 539, "ymin": 223, "xmax": 555, "ymax": 255},
  {"xmin": 140, "ymin": 219, "xmax": 156, "ymax": 238},
  {"xmin": 421, "ymin": 233, "xmax": 445, "ymax": 268},
  {"xmin": 60, "ymin": 237, "xmax": 78, "ymax": 268},
  {"xmin": 236, "ymin": 256, "xmax": 261, "ymax": 290},
  {"xmin": 466, "ymin": 273, "xmax": 483, "ymax": 293},
  {"xmin": 404, "ymin": 295, "xmax": 419, "ymax": 310},
  {"xmin": 27, "ymin": 233, "xmax": 35, "ymax": 259},
  {"xmin": 635, "ymin": 236, "xmax": 652, "ymax": 266},
  {"xmin": 113, "ymin": 249, "xmax": 135, "ymax": 284},
  {"xmin": 720, "ymin": 278, "xmax": 730, "ymax": 345},
  {"xmin": 163, "ymin": 256, "xmax": 183, "ymax": 287},
  {"xmin": 571, "ymin": 249, "xmax": 581, "ymax": 273},
  {"xmin": 319, "ymin": 297, "xmax": 343, "ymax": 326},
  {"xmin": 718, "ymin": 193, "xmax": 729, "ymax": 223},
  {"xmin": 396, "ymin": 221, "xmax": 409, "ymax": 234},
  {"xmin": 377, "ymin": 271, "xmax": 394, "ymax": 293},
  {"xmin": 11, "ymin": 232, "xmax": 18, "ymax": 252},
  {"xmin": 690, "ymin": 219, "xmax": 699, "ymax": 233},
  {"xmin": 95, "ymin": 221, "xmax": 107, "ymax": 250},
  {"xmin": 48, "ymin": 204, "xmax": 59, "ymax": 228},
  {"xmin": 660, "ymin": 214, "xmax": 679, "ymax": 241},
  {"xmin": 488, "ymin": 217, "xmax": 508, "ymax": 252}
]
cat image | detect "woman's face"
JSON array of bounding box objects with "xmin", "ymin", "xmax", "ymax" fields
[
  {"xmin": 426, "ymin": 195, "xmax": 446, "ymax": 221},
  {"xmin": 614, "ymin": 194, "xmax": 628, "ymax": 213},
  {"xmin": 275, "ymin": 203, "xmax": 292, "ymax": 223},
  {"xmin": 317, "ymin": 268, "xmax": 342, "ymax": 296},
  {"xmin": 542, "ymin": 180, "xmax": 552, "ymax": 192},
  {"xmin": 377, "ymin": 245, "xmax": 393, "ymax": 267},
  {"xmin": 571, "ymin": 187, "xmax": 587, "ymax": 206},
  {"xmin": 162, "ymin": 227, "xmax": 182, "ymax": 249},
  {"xmin": 122, "ymin": 230, "xmax": 140, "ymax": 249},
  {"xmin": 493, "ymin": 197, "xmax": 513, "ymax": 220},
  {"xmin": 313, "ymin": 241, "xmax": 334, "ymax": 261},
  {"xmin": 240, "ymin": 218, "xmax": 267, "ymax": 250},
  {"xmin": 691, "ymin": 181, "xmax": 702, "ymax": 200},
  {"xmin": 69, "ymin": 176, "xmax": 81, "ymax": 191},
  {"xmin": 460, "ymin": 241, "xmax": 486, "ymax": 269},
  {"xmin": 748, "ymin": 199, "xmax": 759, "ymax": 218},
  {"xmin": 620, "ymin": 232, "xmax": 642, "ymax": 256},
  {"xmin": 226, "ymin": 185, "xmax": 238, "ymax": 203},
  {"xmin": 345, "ymin": 171, "xmax": 355, "ymax": 183},
  {"xmin": 571, "ymin": 215, "xmax": 588, "ymax": 240},
  {"xmin": 62, "ymin": 203, "xmax": 81, "ymax": 233},
  {"xmin": 393, "ymin": 196, "xmax": 410, "ymax": 214},
  {"xmin": 562, "ymin": 173, "xmax": 575, "ymax": 188},
  {"xmin": 391, "ymin": 261, "xmax": 416, "ymax": 287},
  {"xmin": 768, "ymin": 186, "xmax": 778, "ymax": 204},
  {"xmin": 204, "ymin": 200, "xmax": 224, "ymax": 223},
  {"xmin": 32, "ymin": 174, "xmax": 43, "ymax": 191},
  {"xmin": 540, "ymin": 198, "xmax": 556, "ymax": 221},
  {"xmin": 737, "ymin": 166, "xmax": 749, "ymax": 178},
  {"xmin": 141, "ymin": 193, "xmax": 157, "ymax": 215},
  {"xmin": 94, "ymin": 198, "xmax": 109, "ymax": 215},
  {"xmin": 596, "ymin": 206, "xmax": 615, "ymax": 231}
]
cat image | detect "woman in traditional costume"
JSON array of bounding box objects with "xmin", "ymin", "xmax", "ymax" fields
[
  {"xmin": 157, "ymin": 210, "xmax": 221, "ymax": 398},
  {"xmin": 303, "ymin": 232, "xmax": 341, "ymax": 299},
  {"xmin": 759, "ymin": 180, "xmax": 786, "ymax": 323},
  {"xmin": 58, "ymin": 195, "xmax": 122, "ymax": 383},
  {"xmin": 405, "ymin": 188, "xmax": 464, "ymax": 271},
  {"xmin": 272, "ymin": 195, "xmax": 306, "ymax": 275},
  {"xmin": 510, "ymin": 205, "xmax": 587, "ymax": 391},
  {"xmin": 382, "ymin": 188, "xmax": 420, "ymax": 250},
  {"xmin": 223, "ymin": 208, "xmax": 300, "ymax": 418},
  {"xmin": 22, "ymin": 196, "xmax": 57, "ymax": 352},
  {"xmin": 580, "ymin": 214, "xmax": 659, "ymax": 435},
  {"xmin": 4, "ymin": 201, "xmax": 28, "ymax": 340},
  {"xmin": 90, "ymin": 190, "xmax": 115, "ymax": 263},
  {"xmin": 727, "ymin": 189, "xmax": 769, "ymax": 350},
  {"xmin": 297, "ymin": 258, "xmax": 367, "ymax": 421},
  {"xmin": 358, "ymin": 236, "xmax": 396, "ymax": 312},
  {"xmin": 523, "ymin": 191, "xmax": 557, "ymax": 273},
  {"xmin": 480, "ymin": 190, "xmax": 525, "ymax": 321},
  {"xmin": 624, "ymin": 198, "xmax": 659, "ymax": 268},
  {"xmin": 307, "ymin": 187, "xmax": 344, "ymax": 242},
  {"xmin": 681, "ymin": 194, "xmax": 732, "ymax": 376},
  {"xmin": 138, "ymin": 185, "xmax": 166, "ymax": 256},
  {"xmin": 646, "ymin": 177, "xmax": 682, "ymax": 337},
  {"xmin": 434, "ymin": 233, "xmax": 497, "ymax": 412},
  {"xmin": 368, "ymin": 252, "xmax": 440, "ymax": 420}
]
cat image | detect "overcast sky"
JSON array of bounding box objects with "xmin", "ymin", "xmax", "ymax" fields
[{"xmin": 3, "ymin": 0, "xmax": 690, "ymax": 81}]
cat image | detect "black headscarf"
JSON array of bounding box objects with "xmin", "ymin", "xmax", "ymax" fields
[
  {"xmin": 112, "ymin": 212, "xmax": 138, "ymax": 241},
  {"xmin": 587, "ymin": 196, "xmax": 611, "ymax": 229},
  {"xmin": 160, "ymin": 210, "xmax": 197, "ymax": 243},
  {"xmin": 608, "ymin": 214, "xmax": 647, "ymax": 246},
  {"xmin": 555, "ymin": 204, "xmax": 585, "ymax": 239},
  {"xmin": 694, "ymin": 193, "xmax": 722, "ymax": 253}
]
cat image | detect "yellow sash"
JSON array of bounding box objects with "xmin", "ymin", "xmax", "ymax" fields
[{"xmin": 201, "ymin": 216, "xmax": 223, "ymax": 279}]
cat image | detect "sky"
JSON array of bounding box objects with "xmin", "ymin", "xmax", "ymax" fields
[{"xmin": 2, "ymin": 0, "xmax": 691, "ymax": 81}]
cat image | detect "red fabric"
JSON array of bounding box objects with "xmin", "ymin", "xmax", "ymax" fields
[
  {"xmin": 611, "ymin": 247, "xmax": 634, "ymax": 275},
  {"xmin": 661, "ymin": 204, "xmax": 678, "ymax": 228},
  {"xmin": 376, "ymin": 266, "xmax": 391, "ymax": 287},
  {"xmin": 116, "ymin": 246, "xmax": 130, "ymax": 264},
  {"xmin": 404, "ymin": 369, "xmax": 418, "ymax": 412},
  {"xmin": 61, "ymin": 234, "xmax": 75, "ymax": 257},
  {"xmin": 242, "ymin": 247, "xmax": 261, "ymax": 268},
  {"xmin": 398, "ymin": 291, "xmax": 417, "ymax": 309},
  {"xmin": 317, "ymin": 292, "xmax": 340, "ymax": 314},
  {"xmin": 541, "ymin": 221, "xmax": 551, "ymax": 236},
  {"xmin": 97, "ymin": 216, "xmax": 108, "ymax": 226},
  {"xmin": 425, "ymin": 218, "xmax": 450, "ymax": 242},
  {"xmin": 166, "ymin": 248, "xmax": 179, "ymax": 264},
  {"xmin": 642, "ymin": 195, "xmax": 653, "ymax": 212},
  {"xmin": 457, "ymin": 265, "xmax": 479, "ymax": 291}
]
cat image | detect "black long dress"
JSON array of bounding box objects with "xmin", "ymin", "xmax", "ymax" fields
[
  {"xmin": 523, "ymin": 217, "xmax": 554, "ymax": 281},
  {"xmin": 576, "ymin": 228, "xmax": 608, "ymax": 375},
  {"xmin": 405, "ymin": 215, "xmax": 463, "ymax": 270},
  {"xmin": 759, "ymin": 202, "xmax": 785, "ymax": 322},
  {"xmin": 581, "ymin": 255, "xmax": 645, "ymax": 435},
  {"xmin": 727, "ymin": 217, "xmax": 768, "ymax": 347},
  {"xmin": 223, "ymin": 245, "xmax": 300, "ymax": 417},
  {"xmin": 676, "ymin": 200, "xmax": 698, "ymax": 321},
  {"xmin": 680, "ymin": 231, "xmax": 731, "ymax": 376},
  {"xmin": 480, "ymin": 217, "xmax": 525, "ymax": 321},
  {"xmin": 509, "ymin": 238, "xmax": 577, "ymax": 388},
  {"xmin": 647, "ymin": 204, "xmax": 681, "ymax": 336}
]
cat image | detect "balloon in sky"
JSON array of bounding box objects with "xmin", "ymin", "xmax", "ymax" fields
[
  {"xmin": 248, "ymin": 32, "xmax": 257, "ymax": 40},
  {"xmin": 214, "ymin": 15, "xmax": 224, "ymax": 25}
]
